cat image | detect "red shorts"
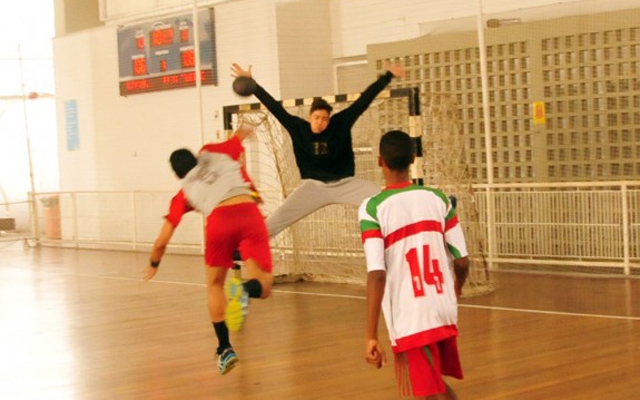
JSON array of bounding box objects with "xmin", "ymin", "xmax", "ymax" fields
[
  {"xmin": 205, "ymin": 202, "xmax": 272, "ymax": 272},
  {"xmin": 395, "ymin": 336, "xmax": 463, "ymax": 397}
]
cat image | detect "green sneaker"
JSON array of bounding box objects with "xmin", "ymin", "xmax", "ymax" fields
[
  {"xmin": 217, "ymin": 347, "xmax": 238, "ymax": 375},
  {"xmin": 225, "ymin": 277, "xmax": 249, "ymax": 332}
]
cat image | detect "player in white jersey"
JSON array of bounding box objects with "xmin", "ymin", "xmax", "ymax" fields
[{"xmin": 358, "ymin": 130, "xmax": 470, "ymax": 399}]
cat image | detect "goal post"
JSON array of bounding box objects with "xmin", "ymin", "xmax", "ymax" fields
[{"xmin": 223, "ymin": 87, "xmax": 493, "ymax": 296}]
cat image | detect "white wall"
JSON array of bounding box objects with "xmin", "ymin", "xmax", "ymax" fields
[
  {"xmin": 54, "ymin": 33, "xmax": 99, "ymax": 191},
  {"xmin": 217, "ymin": 0, "xmax": 281, "ymax": 96},
  {"xmin": 274, "ymin": 0, "xmax": 333, "ymax": 99},
  {"xmin": 328, "ymin": 0, "xmax": 631, "ymax": 58},
  {"xmin": 55, "ymin": 0, "xmax": 637, "ymax": 193},
  {"xmin": 100, "ymin": 0, "xmax": 636, "ymax": 59},
  {"xmin": 54, "ymin": 0, "xmax": 282, "ymax": 192}
]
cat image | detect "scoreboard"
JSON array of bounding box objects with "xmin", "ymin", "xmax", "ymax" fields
[{"xmin": 117, "ymin": 8, "xmax": 217, "ymax": 96}]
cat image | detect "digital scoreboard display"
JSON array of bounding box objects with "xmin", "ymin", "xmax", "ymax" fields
[{"xmin": 117, "ymin": 9, "xmax": 217, "ymax": 96}]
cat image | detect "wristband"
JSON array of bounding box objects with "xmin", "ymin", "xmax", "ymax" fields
[{"xmin": 150, "ymin": 260, "xmax": 160, "ymax": 268}]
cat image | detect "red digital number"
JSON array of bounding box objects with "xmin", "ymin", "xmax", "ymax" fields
[
  {"xmin": 181, "ymin": 49, "xmax": 195, "ymax": 68},
  {"xmin": 150, "ymin": 27, "xmax": 174, "ymax": 47},
  {"xmin": 136, "ymin": 37, "xmax": 144, "ymax": 49},
  {"xmin": 180, "ymin": 28, "xmax": 189, "ymax": 42},
  {"xmin": 150, "ymin": 30, "xmax": 161, "ymax": 47},
  {"xmin": 162, "ymin": 75, "xmax": 179, "ymax": 84},
  {"xmin": 405, "ymin": 245, "xmax": 444, "ymax": 297},
  {"xmin": 160, "ymin": 59, "xmax": 167, "ymax": 72},
  {"xmin": 132, "ymin": 57, "xmax": 147, "ymax": 76},
  {"xmin": 181, "ymin": 72, "xmax": 196, "ymax": 83},
  {"xmin": 126, "ymin": 79, "xmax": 150, "ymax": 90}
]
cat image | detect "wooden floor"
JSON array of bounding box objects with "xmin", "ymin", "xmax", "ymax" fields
[{"xmin": 1, "ymin": 241, "xmax": 639, "ymax": 400}]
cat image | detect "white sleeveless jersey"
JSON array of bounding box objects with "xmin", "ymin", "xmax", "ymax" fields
[{"xmin": 358, "ymin": 182, "xmax": 468, "ymax": 352}]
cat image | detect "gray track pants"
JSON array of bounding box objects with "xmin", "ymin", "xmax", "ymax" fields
[{"xmin": 266, "ymin": 177, "xmax": 381, "ymax": 238}]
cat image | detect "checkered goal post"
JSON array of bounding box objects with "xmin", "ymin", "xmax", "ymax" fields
[{"xmin": 223, "ymin": 88, "xmax": 493, "ymax": 296}]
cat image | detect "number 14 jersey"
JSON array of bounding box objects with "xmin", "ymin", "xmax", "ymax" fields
[{"xmin": 358, "ymin": 182, "xmax": 468, "ymax": 352}]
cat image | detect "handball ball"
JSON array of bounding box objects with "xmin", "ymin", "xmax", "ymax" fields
[{"xmin": 232, "ymin": 76, "xmax": 257, "ymax": 97}]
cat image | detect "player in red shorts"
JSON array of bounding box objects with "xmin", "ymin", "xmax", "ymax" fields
[
  {"xmin": 143, "ymin": 126, "xmax": 273, "ymax": 375},
  {"xmin": 359, "ymin": 130, "xmax": 470, "ymax": 399}
]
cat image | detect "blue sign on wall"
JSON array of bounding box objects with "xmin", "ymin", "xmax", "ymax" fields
[{"xmin": 65, "ymin": 100, "xmax": 79, "ymax": 151}]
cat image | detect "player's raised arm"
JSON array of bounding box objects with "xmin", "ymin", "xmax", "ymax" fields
[
  {"xmin": 385, "ymin": 61, "xmax": 405, "ymax": 79},
  {"xmin": 230, "ymin": 63, "xmax": 302, "ymax": 132},
  {"xmin": 337, "ymin": 62, "xmax": 405, "ymax": 125},
  {"xmin": 232, "ymin": 124, "xmax": 255, "ymax": 142},
  {"xmin": 230, "ymin": 63, "xmax": 252, "ymax": 79}
]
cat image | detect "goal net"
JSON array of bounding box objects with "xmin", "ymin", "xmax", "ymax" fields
[{"xmin": 224, "ymin": 88, "xmax": 493, "ymax": 296}]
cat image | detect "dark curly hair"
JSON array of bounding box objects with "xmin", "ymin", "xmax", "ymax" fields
[
  {"xmin": 309, "ymin": 98, "xmax": 333, "ymax": 115},
  {"xmin": 379, "ymin": 130, "xmax": 415, "ymax": 171},
  {"xmin": 169, "ymin": 148, "xmax": 197, "ymax": 179}
]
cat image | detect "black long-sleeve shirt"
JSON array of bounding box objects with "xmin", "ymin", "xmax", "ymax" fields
[{"xmin": 253, "ymin": 71, "xmax": 394, "ymax": 182}]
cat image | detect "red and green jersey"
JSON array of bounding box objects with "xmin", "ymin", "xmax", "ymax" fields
[{"xmin": 358, "ymin": 182, "xmax": 468, "ymax": 352}]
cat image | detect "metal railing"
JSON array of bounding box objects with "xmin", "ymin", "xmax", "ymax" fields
[
  {"xmin": 474, "ymin": 181, "xmax": 640, "ymax": 275},
  {"xmin": 21, "ymin": 182, "xmax": 640, "ymax": 276}
]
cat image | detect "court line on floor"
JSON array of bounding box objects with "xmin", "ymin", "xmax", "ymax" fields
[
  {"xmin": 271, "ymin": 288, "xmax": 640, "ymax": 321},
  {"xmin": 66, "ymin": 272, "xmax": 640, "ymax": 322},
  {"xmin": 458, "ymin": 303, "xmax": 640, "ymax": 321}
]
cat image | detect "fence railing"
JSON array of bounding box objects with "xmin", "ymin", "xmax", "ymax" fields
[
  {"xmin": 473, "ymin": 181, "xmax": 640, "ymax": 275},
  {"xmin": 29, "ymin": 191, "xmax": 204, "ymax": 254},
  {"xmin": 12, "ymin": 182, "xmax": 640, "ymax": 276}
]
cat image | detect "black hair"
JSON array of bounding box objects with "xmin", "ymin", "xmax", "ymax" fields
[
  {"xmin": 309, "ymin": 98, "xmax": 333, "ymax": 115},
  {"xmin": 169, "ymin": 148, "xmax": 197, "ymax": 179},
  {"xmin": 379, "ymin": 130, "xmax": 415, "ymax": 171}
]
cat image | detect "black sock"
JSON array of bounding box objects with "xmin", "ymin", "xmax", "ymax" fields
[
  {"xmin": 213, "ymin": 321, "xmax": 231, "ymax": 354},
  {"xmin": 242, "ymin": 279, "xmax": 263, "ymax": 298}
]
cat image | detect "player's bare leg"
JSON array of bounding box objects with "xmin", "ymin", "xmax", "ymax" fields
[
  {"xmin": 243, "ymin": 257, "xmax": 273, "ymax": 299},
  {"xmin": 206, "ymin": 265, "xmax": 238, "ymax": 375},
  {"xmin": 444, "ymin": 382, "xmax": 458, "ymax": 400},
  {"xmin": 224, "ymin": 256, "xmax": 273, "ymax": 333},
  {"xmin": 417, "ymin": 383, "xmax": 458, "ymax": 400},
  {"xmin": 206, "ymin": 265, "xmax": 229, "ymax": 320}
]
